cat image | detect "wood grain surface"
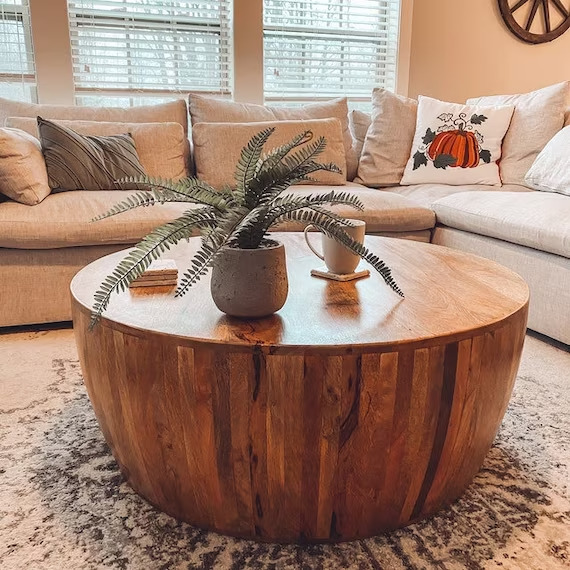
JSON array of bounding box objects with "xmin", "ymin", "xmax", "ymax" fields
[{"xmin": 72, "ymin": 234, "xmax": 529, "ymax": 542}]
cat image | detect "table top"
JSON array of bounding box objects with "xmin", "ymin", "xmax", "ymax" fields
[{"xmin": 71, "ymin": 233, "xmax": 529, "ymax": 352}]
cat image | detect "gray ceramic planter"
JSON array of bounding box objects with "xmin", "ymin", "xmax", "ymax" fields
[{"xmin": 210, "ymin": 241, "xmax": 288, "ymax": 318}]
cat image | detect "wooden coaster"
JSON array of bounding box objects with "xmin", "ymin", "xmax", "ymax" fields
[
  {"xmin": 310, "ymin": 268, "xmax": 370, "ymax": 282},
  {"xmin": 129, "ymin": 259, "xmax": 178, "ymax": 288},
  {"xmin": 129, "ymin": 279, "xmax": 178, "ymax": 288}
]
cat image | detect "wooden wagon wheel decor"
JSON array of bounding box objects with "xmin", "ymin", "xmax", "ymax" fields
[{"xmin": 498, "ymin": 0, "xmax": 570, "ymax": 43}]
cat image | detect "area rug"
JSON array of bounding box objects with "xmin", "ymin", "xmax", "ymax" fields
[{"xmin": 0, "ymin": 329, "xmax": 569, "ymax": 570}]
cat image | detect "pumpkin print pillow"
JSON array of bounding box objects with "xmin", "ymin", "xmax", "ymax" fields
[{"xmin": 401, "ymin": 96, "xmax": 514, "ymax": 186}]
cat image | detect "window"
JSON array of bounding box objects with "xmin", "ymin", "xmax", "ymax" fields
[
  {"xmin": 263, "ymin": 0, "xmax": 400, "ymax": 108},
  {"xmin": 0, "ymin": 0, "xmax": 36, "ymax": 101},
  {"xmin": 67, "ymin": 0, "xmax": 232, "ymax": 106}
]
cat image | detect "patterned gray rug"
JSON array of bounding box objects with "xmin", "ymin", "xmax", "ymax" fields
[{"xmin": 0, "ymin": 329, "xmax": 569, "ymax": 570}]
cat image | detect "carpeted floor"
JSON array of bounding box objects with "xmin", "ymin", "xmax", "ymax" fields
[{"xmin": 0, "ymin": 328, "xmax": 569, "ymax": 570}]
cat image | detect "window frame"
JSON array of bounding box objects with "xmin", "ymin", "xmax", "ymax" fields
[
  {"xmin": 262, "ymin": 0, "xmax": 402, "ymax": 107},
  {"xmin": 0, "ymin": 0, "xmax": 37, "ymax": 101},
  {"xmin": 67, "ymin": 0, "xmax": 233, "ymax": 104}
]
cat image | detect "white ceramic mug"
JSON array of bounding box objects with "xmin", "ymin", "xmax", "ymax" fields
[{"xmin": 303, "ymin": 220, "xmax": 366, "ymax": 274}]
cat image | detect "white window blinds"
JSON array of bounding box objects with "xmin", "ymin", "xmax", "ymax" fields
[
  {"xmin": 0, "ymin": 0, "xmax": 36, "ymax": 101},
  {"xmin": 263, "ymin": 0, "xmax": 400, "ymax": 106},
  {"xmin": 67, "ymin": 0, "xmax": 232, "ymax": 104}
]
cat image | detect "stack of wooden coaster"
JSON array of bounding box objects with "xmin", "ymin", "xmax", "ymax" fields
[{"xmin": 129, "ymin": 259, "xmax": 178, "ymax": 288}]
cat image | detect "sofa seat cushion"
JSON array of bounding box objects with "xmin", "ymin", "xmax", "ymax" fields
[
  {"xmin": 0, "ymin": 191, "xmax": 192, "ymax": 249},
  {"xmin": 276, "ymin": 184, "xmax": 435, "ymax": 233},
  {"xmin": 433, "ymin": 191, "xmax": 570, "ymax": 258},
  {"xmin": 384, "ymin": 183, "xmax": 531, "ymax": 209},
  {"xmin": 0, "ymin": 183, "xmax": 436, "ymax": 250}
]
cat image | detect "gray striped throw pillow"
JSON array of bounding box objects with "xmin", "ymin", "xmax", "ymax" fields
[{"xmin": 37, "ymin": 116, "xmax": 147, "ymax": 191}]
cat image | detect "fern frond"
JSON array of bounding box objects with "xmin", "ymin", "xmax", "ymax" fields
[
  {"xmin": 89, "ymin": 208, "xmax": 217, "ymax": 329},
  {"xmin": 280, "ymin": 136, "xmax": 327, "ymax": 172},
  {"xmin": 255, "ymin": 162, "xmax": 342, "ymax": 207},
  {"xmin": 235, "ymin": 127, "xmax": 275, "ymax": 205},
  {"xmin": 256, "ymin": 130, "xmax": 314, "ymax": 175},
  {"xmin": 176, "ymin": 226, "xmax": 233, "ymax": 296},
  {"xmin": 117, "ymin": 175, "xmax": 232, "ymax": 210},
  {"xmin": 92, "ymin": 188, "xmax": 196, "ymax": 221},
  {"xmin": 281, "ymin": 209, "xmax": 405, "ymax": 298},
  {"xmin": 253, "ymin": 191, "xmax": 363, "ymax": 236},
  {"xmin": 268, "ymin": 190, "xmax": 363, "ymax": 211},
  {"xmin": 232, "ymin": 206, "xmax": 272, "ymax": 249}
]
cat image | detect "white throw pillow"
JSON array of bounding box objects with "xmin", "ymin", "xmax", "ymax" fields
[
  {"xmin": 355, "ymin": 88, "xmax": 417, "ymax": 187},
  {"xmin": 192, "ymin": 118, "xmax": 347, "ymax": 189},
  {"xmin": 189, "ymin": 94, "xmax": 357, "ymax": 180},
  {"xmin": 525, "ymin": 126, "xmax": 570, "ymax": 196},
  {"xmin": 400, "ymin": 96, "xmax": 514, "ymax": 186},
  {"xmin": 467, "ymin": 82, "xmax": 569, "ymax": 186},
  {"xmin": 0, "ymin": 127, "xmax": 50, "ymax": 205}
]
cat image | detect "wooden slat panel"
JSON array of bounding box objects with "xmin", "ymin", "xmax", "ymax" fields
[
  {"xmin": 315, "ymin": 356, "xmax": 342, "ymax": 539},
  {"xmin": 300, "ymin": 355, "xmax": 325, "ymax": 540},
  {"xmin": 228, "ymin": 353, "xmax": 255, "ymax": 536},
  {"xmin": 249, "ymin": 349, "xmax": 269, "ymax": 538}
]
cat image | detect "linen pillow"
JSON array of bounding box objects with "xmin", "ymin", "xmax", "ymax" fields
[
  {"xmin": 348, "ymin": 109, "xmax": 371, "ymax": 165},
  {"xmin": 400, "ymin": 96, "xmax": 514, "ymax": 186},
  {"xmin": 192, "ymin": 118, "xmax": 346, "ymax": 189},
  {"xmin": 355, "ymin": 88, "xmax": 418, "ymax": 187},
  {"xmin": 7, "ymin": 117, "xmax": 188, "ymax": 180},
  {"xmin": 189, "ymin": 94, "xmax": 357, "ymax": 180},
  {"xmin": 467, "ymin": 82, "xmax": 569, "ymax": 186},
  {"xmin": 37, "ymin": 117, "xmax": 147, "ymax": 192},
  {"xmin": 0, "ymin": 97, "xmax": 189, "ymax": 134},
  {"xmin": 0, "ymin": 127, "xmax": 50, "ymax": 205},
  {"xmin": 524, "ymin": 126, "xmax": 570, "ymax": 196}
]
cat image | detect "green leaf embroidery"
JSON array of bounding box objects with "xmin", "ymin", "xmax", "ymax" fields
[
  {"xmin": 433, "ymin": 154, "xmax": 457, "ymax": 169},
  {"xmin": 479, "ymin": 149, "xmax": 492, "ymax": 163},
  {"xmin": 422, "ymin": 128, "xmax": 436, "ymax": 145},
  {"xmin": 413, "ymin": 150, "xmax": 428, "ymax": 170},
  {"xmin": 470, "ymin": 114, "xmax": 488, "ymax": 125}
]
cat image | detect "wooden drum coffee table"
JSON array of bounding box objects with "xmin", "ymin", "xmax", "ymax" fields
[{"xmin": 71, "ymin": 233, "xmax": 529, "ymax": 543}]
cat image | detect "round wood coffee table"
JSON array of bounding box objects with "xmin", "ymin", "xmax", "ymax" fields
[{"xmin": 71, "ymin": 233, "xmax": 529, "ymax": 543}]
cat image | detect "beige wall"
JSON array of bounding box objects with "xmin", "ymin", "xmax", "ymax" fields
[{"xmin": 408, "ymin": 0, "xmax": 570, "ymax": 102}]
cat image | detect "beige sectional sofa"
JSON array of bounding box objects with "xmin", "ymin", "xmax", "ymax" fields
[{"xmin": 0, "ymin": 97, "xmax": 568, "ymax": 346}]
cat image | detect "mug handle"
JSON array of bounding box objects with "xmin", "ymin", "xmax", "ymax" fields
[{"xmin": 303, "ymin": 225, "xmax": 325, "ymax": 261}]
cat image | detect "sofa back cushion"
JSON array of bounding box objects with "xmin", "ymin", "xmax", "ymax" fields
[
  {"xmin": 189, "ymin": 94, "xmax": 357, "ymax": 181},
  {"xmin": 348, "ymin": 110, "xmax": 371, "ymax": 165},
  {"xmin": 355, "ymin": 88, "xmax": 418, "ymax": 187},
  {"xmin": 7, "ymin": 117, "xmax": 188, "ymax": 180},
  {"xmin": 467, "ymin": 82, "xmax": 569, "ymax": 186},
  {"xmin": 37, "ymin": 117, "xmax": 147, "ymax": 192},
  {"xmin": 0, "ymin": 96, "xmax": 188, "ymax": 133},
  {"xmin": 192, "ymin": 118, "xmax": 347, "ymax": 189},
  {"xmin": 0, "ymin": 127, "xmax": 50, "ymax": 205},
  {"xmin": 525, "ymin": 125, "xmax": 570, "ymax": 197}
]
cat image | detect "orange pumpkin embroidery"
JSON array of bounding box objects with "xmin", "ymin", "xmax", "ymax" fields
[
  {"xmin": 427, "ymin": 130, "xmax": 480, "ymax": 168},
  {"xmin": 412, "ymin": 112, "xmax": 491, "ymax": 171}
]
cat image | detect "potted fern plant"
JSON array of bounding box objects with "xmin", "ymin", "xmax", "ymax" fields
[{"xmin": 90, "ymin": 128, "xmax": 403, "ymax": 327}]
